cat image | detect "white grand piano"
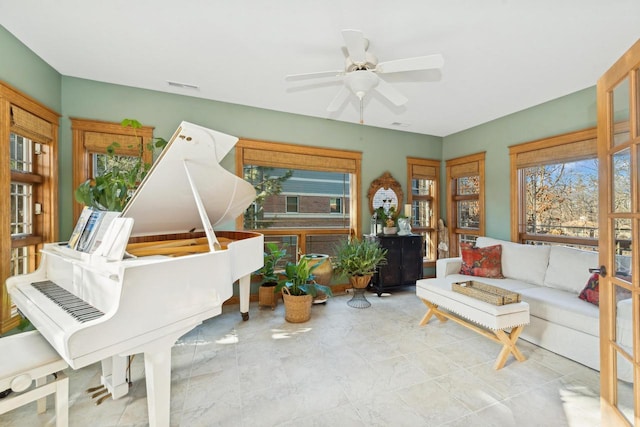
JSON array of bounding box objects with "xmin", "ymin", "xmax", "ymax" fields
[{"xmin": 7, "ymin": 121, "xmax": 263, "ymax": 426}]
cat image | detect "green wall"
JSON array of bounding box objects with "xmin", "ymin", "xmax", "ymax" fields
[
  {"xmin": 59, "ymin": 77, "xmax": 442, "ymax": 238},
  {"xmin": 442, "ymin": 87, "xmax": 598, "ymax": 240},
  {"xmin": 2, "ymin": 24, "xmax": 602, "ymax": 246},
  {"xmin": 0, "ymin": 26, "xmax": 61, "ymax": 112}
]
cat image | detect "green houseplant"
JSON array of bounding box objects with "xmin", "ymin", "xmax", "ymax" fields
[
  {"xmin": 256, "ymin": 242, "xmax": 288, "ymax": 309},
  {"xmin": 258, "ymin": 242, "xmax": 288, "ymax": 284},
  {"xmin": 74, "ymin": 119, "xmax": 168, "ymax": 211},
  {"xmin": 334, "ymin": 237, "xmax": 387, "ymax": 308},
  {"xmin": 274, "ymin": 256, "xmax": 333, "ymax": 322},
  {"xmin": 333, "ymin": 237, "xmax": 387, "ymax": 281}
]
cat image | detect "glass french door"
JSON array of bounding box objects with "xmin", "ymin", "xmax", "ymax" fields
[{"xmin": 597, "ymin": 38, "xmax": 640, "ymax": 426}]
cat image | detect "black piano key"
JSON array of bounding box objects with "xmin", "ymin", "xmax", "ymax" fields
[{"xmin": 31, "ymin": 280, "xmax": 105, "ymax": 323}]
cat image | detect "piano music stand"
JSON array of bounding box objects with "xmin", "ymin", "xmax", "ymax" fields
[{"xmin": 0, "ymin": 330, "xmax": 69, "ymax": 427}]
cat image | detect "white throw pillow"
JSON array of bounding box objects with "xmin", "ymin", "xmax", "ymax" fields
[
  {"xmin": 476, "ymin": 237, "xmax": 550, "ymax": 286},
  {"xmin": 544, "ymin": 245, "xmax": 598, "ymax": 294}
]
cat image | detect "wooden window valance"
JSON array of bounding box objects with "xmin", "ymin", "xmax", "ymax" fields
[
  {"xmin": 509, "ymin": 128, "xmax": 597, "ymax": 169},
  {"xmin": 10, "ymin": 106, "xmax": 54, "ymax": 143},
  {"xmin": 236, "ymin": 139, "xmax": 361, "ymax": 174},
  {"xmin": 447, "ymin": 152, "xmax": 485, "ymax": 179}
]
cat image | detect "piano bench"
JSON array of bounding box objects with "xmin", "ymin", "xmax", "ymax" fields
[{"xmin": 0, "ymin": 330, "xmax": 69, "ymax": 427}]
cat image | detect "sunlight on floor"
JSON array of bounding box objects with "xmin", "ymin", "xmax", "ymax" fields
[{"xmin": 271, "ymin": 327, "xmax": 312, "ymax": 339}]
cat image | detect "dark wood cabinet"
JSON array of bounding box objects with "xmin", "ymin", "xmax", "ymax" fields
[{"xmin": 367, "ymin": 234, "xmax": 423, "ymax": 296}]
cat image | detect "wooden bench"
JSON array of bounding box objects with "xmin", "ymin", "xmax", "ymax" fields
[
  {"xmin": 0, "ymin": 330, "xmax": 69, "ymax": 426},
  {"xmin": 416, "ymin": 279, "xmax": 530, "ymax": 370}
]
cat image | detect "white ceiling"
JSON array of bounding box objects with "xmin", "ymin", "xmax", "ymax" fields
[{"xmin": 1, "ymin": 1, "xmax": 639, "ymax": 137}]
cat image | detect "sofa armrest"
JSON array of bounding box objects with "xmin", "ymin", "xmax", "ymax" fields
[{"xmin": 436, "ymin": 257, "xmax": 462, "ymax": 279}]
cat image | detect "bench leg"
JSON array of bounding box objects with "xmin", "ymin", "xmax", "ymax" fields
[
  {"xmin": 493, "ymin": 325, "xmax": 525, "ymax": 370},
  {"xmin": 0, "ymin": 371, "xmax": 68, "ymax": 427},
  {"xmin": 35, "ymin": 376, "xmax": 46, "ymax": 414},
  {"xmin": 55, "ymin": 372, "xmax": 69, "ymax": 427},
  {"xmin": 419, "ymin": 298, "xmax": 448, "ymax": 326}
]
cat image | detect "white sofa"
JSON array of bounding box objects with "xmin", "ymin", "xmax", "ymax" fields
[{"xmin": 416, "ymin": 236, "xmax": 632, "ymax": 375}]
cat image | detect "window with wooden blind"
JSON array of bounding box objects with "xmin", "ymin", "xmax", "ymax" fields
[
  {"xmin": 71, "ymin": 118, "xmax": 154, "ymax": 222},
  {"xmin": 236, "ymin": 139, "xmax": 361, "ymax": 261},
  {"xmin": 1, "ymin": 82, "xmax": 59, "ymax": 333},
  {"xmin": 509, "ymin": 127, "xmax": 599, "ymax": 248},
  {"xmin": 406, "ymin": 157, "xmax": 440, "ymax": 264},
  {"xmin": 446, "ymin": 152, "xmax": 485, "ymax": 256}
]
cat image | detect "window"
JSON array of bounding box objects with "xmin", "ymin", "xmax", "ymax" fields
[
  {"xmin": 286, "ymin": 196, "xmax": 299, "ymax": 213},
  {"xmin": 407, "ymin": 157, "xmax": 440, "ymax": 264},
  {"xmin": 446, "ymin": 152, "xmax": 485, "ymax": 256},
  {"xmin": 236, "ymin": 139, "xmax": 361, "ymax": 260},
  {"xmin": 1, "ymin": 82, "xmax": 59, "ymax": 333},
  {"xmin": 71, "ymin": 118, "xmax": 154, "ymax": 221},
  {"xmin": 330, "ymin": 197, "xmax": 342, "ymax": 213},
  {"xmin": 510, "ymin": 128, "xmax": 598, "ymax": 249}
]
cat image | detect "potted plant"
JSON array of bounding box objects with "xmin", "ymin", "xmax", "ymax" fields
[
  {"xmin": 274, "ymin": 256, "xmax": 333, "ymax": 322},
  {"xmin": 301, "ymin": 253, "xmax": 333, "ymax": 304},
  {"xmin": 74, "ymin": 119, "xmax": 168, "ymax": 212},
  {"xmin": 256, "ymin": 242, "xmax": 288, "ymax": 309},
  {"xmin": 375, "ymin": 206, "xmax": 399, "ymax": 234},
  {"xmin": 333, "ymin": 238, "xmax": 387, "ymax": 308}
]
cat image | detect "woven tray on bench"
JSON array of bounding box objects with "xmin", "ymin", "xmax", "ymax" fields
[{"xmin": 452, "ymin": 280, "xmax": 521, "ymax": 305}]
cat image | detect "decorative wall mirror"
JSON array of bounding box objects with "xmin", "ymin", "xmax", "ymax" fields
[{"xmin": 367, "ymin": 172, "xmax": 404, "ymax": 214}]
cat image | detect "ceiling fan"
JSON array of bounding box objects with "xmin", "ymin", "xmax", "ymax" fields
[{"xmin": 285, "ymin": 29, "xmax": 444, "ymax": 124}]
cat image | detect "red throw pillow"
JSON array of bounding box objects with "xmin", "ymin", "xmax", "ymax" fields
[
  {"xmin": 459, "ymin": 243, "xmax": 504, "ymax": 278},
  {"xmin": 579, "ymin": 273, "xmax": 599, "ymax": 305}
]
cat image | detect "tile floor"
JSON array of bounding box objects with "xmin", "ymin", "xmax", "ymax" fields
[{"xmin": 0, "ymin": 288, "xmax": 603, "ymax": 426}]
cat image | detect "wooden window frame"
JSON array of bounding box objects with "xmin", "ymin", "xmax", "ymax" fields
[
  {"xmin": 509, "ymin": 127, "xmax": 598, "ymax": 247},
  {"xmin": 235, "ymin": 138, "xmax": 362, "ymax": 254},
  {"xmin": 406, "ymin": 157, "xmax": 440, "ymax": 266},
  {"xmin": 445, "ymin": 152, "xmax": 485, "ymax": 256},
  {"xmin": 71, "ymin": 118, "xmax": 154, "ymax": 222},
  {"xmin": 1, "ymin": 81, "xmax": 59, "ymax": 333}
]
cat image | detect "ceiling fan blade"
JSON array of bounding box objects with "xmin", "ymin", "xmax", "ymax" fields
[
  {"xmin": 285, "ymin": 70, "xmax": 344, "ymax": 81},
  {"xmin": 374, "ymin": 78, "xmax": 408, "ymax": 106},
  {"xmin": 342, "ymin": 29, "xmax": 366, "ymax": 64},
  {"xmin": 327, "ymin": 87, "xmax": 351, "ymax": 112},
  {"xmin": 376, "ymin": 54, "xmax": 444, "ymax": 74}
]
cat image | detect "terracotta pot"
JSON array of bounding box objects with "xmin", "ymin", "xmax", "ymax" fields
[{"xmin": 349, "ymin": 275, "xmax": 372, "ymax": 289}]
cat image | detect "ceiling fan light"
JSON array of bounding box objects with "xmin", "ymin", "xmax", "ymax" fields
[{"xmin": 345, "ymin": 71, "xmax": 378, "ymax": 99}]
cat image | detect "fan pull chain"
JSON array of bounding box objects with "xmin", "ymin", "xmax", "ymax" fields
[{"xmin": 359, "ymin": 98, "xmax": 364, "ymax": 124}]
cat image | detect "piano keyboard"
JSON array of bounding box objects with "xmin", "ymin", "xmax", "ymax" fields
[{"xmin": 32, "ymin": 280, "xmax": 105, "ymax": 323}]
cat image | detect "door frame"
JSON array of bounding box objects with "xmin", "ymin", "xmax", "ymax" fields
[{"xmin": 597, "ymin": 38, "xmax": 640, "ymax": 426}]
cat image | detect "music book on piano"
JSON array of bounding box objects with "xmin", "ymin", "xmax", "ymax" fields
[{"xmin": 68, "ymin": 207, "xmax": 120, "ymax": 253}]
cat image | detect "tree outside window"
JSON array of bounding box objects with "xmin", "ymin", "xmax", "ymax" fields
[
  {"xmin": 523, "ymin": 160, "xmax": 598, "ymax": 240},
  {"xmin": 510, "ymin": 127, "xmax": 599, "ymax": 250}
]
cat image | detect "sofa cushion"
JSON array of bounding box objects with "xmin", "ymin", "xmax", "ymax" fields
[
  {"xmin": 579, "ymin": 273, "xmax": 600, "ymax": 305},
  {"xmin": 517, "ymin": 286, "xmax": 600, "ymax": 336},
  {"xmin": 459, "ymin": 243, "xmax": 504, "ymax": 278},
  {"xmin": 476, "ymin": 237, "xmax": 550, "ymax": 286},
  {"xmin": 544, "ymin": 245, "xmax": 598, "ymax": 294}
]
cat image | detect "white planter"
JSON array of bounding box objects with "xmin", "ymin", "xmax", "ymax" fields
[{"xmin": 383, "ymin": 226, "xmax": 397, "ymax": 235}]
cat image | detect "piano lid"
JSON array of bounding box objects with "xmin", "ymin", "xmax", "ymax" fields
[{"xmin": 122, "ymin": 121, "xmax": 256, "ymax": 237}]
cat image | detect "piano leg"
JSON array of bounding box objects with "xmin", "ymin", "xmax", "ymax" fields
[
  {"xmin": 100, "ymin": 355, "xmax": 129, "ymax": 399},
  {"xmin": 238, "ymin": 273, "xmax": 250, "ymax": 321},
  {"xmin": 144, "ymin": 348, "xmax": 172, "ymax": 427}
]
